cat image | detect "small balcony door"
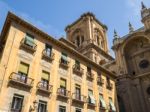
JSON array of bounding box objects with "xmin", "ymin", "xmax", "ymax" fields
[
  {"xmin": 18, "ymin": 62, "xmax": 29, "ymax": 83},
  {"xmin": 45, "ymin": 44, "xmax": 52, "ymax": 57},
  {"xmin": 75, "ymin": 85, "xmax": 81, "ymax": 100},
  {"xmin": 60, "ymin": 78, "xmax": 66, "ymax": 96}
]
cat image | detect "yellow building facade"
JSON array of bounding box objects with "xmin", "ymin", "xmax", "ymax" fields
[{"xmin": 0, "ymin": 12, "xmax": 118, "ymax": 112}]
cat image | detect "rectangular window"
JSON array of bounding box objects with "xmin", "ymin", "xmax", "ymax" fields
[
  {"xmin": 60, "ymin": 78, "xmax": 66, "ymax": 89},
  {"xmin": 25, "ymin": 33, "xmax": 35, "ymax": 47},
  {"xmin": 59, "ymin": 78, "xmax": 67, "ymax": 95},
  {"xmin": 75, "ymin": 60, "xmax": 80, "ymax": 69},
  {"xmin": 38, "ymin": 100, "xmax": 47, "ymax": 112},
  {"xmin": 75, "ymin": 84, "xmax": 81, "ymax": 100},
  {"xmin": 41, "ymin": 71, "xmax": 50, "ymax": 90},
  {"xmin": 109, "ymin": 97, "xmax": 116, "ymax": 111},
  {"xmin": 107, "ymin": 77, "xmax": 111, "ymax": 85},
  {"xmin": 76, "ymin": 108, "xmax": 81, "ymax": 112},
  {"xmin": 88, "ymin": 89, "xmax": 96, "ymax": 104},
  {"xmin": 45, "ymin": 44, "xmax": 52, "ymax": 57},
  {"xmin": 87, "ymin": 66, "xmax": 91, "ymax": 75},
  {"xmin": 59, "ymin": 105, "xmax": 66, "ymax": 112},
  {"xmin": 18, "ymin": 62, "xmax": 29, "ymax": 83},
  {"xmin": 11, "ymin": 94, "xmax": 24, "ymax": 112},
  {"xmin": 99, "ymin": 94, "xmax": 106, "ymax": 108},
  {"xmin": 61, "ymin": 52, "xmax": 68, "ymax": 64}
]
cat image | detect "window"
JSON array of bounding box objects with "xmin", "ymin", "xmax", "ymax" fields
[
  {"xmin": 76, "ymin": 36, "xmax": 80, "ymax": 47},
  {"xmin": 109, "ymin": 97, "xmax": 116, "ymax": 112},
  {"xmin": 87, "ymin": 66, "xmax": 91, "ymax": 74},
  {"xmin": 97, "ymin": 36, "xmax": 100, "ymax": 46},
  {"xmin": 99, "ymin": 94, "xmax": 106, "ymax": 108},
  {"xmin": 75, "ymin": 60, "xmax": 80, "ymax": 69},
  {"xmin": 11, "ymin": 94, "xmax": 24, "ymax": 112},
  {"xmin": 24, "ymin": 33, "xmax": 35, "ymax": 48},
  {"xmin": 59, "ymin": 78, "xmax": 67, "ymax": 95},
  {"xmin": 18, "ymin": 62, "xmax": 29, "ymax": 83},
  {"xmin": 41, "ymin": 71, "xmax": 50, "ymax": 90},
  {"xmin": 59, "ymin": 105, "xmax": 66, "ymax": 112},
  {"xmin": 61, "ymin": 52, "xmax": 68, "ymax": 64},
  {"xmin": 38, "ymin": 100, "xmax": 47, "ymax": 112},
  {"xmin": 76, "ymin": 108, "xmax": 81, "ymax": 112},
  {"xmin": 75, "ymin": 84, "xmax": 81, "ymax": 100},
  {"xmin": 107, "ymin": 77, "xmax": 110, "ymax": 84},
  {"xmin": 45, "ymin": 44, "xmax": 52, "ymax": 57},
  {"xmin": 88, "ymin": 89, "xmax": 96, "ymax": 104}
]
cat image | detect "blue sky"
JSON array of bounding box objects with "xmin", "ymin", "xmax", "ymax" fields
[{"xmin": 0, "ymin": 0, "xmax": 150, "ymax": 55}]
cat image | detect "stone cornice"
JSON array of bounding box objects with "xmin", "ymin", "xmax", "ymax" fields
[
  {"xmin": 78, "ymin": 43, "xmax": 114, "ymax": 60},
  {"xmin": 0, "ymin": 11, "xmax": 116, "ymax": 79},
  {"xmin": 59, "ymin": 38, "xmax": 77, "ymax": 49},
  {"xmin": 65, "ymin": 12, "xmax": 108, "ymax": 31}
]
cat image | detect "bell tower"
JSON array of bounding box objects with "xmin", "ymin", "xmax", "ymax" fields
[
  {"xmin": 65, "ymin": 12, "xmax": 113, "ymax": 64},
  {"xmin": 141, "ymin": 2, "xmax": 150, "ymax": 31}
]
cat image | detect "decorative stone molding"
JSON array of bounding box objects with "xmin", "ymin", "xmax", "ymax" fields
[
  {"xmin": 58, "ymin": 68, "xmax": 68, "ymax": 77},
  {"xmin": 73, "ymin": 75, "xmax": 82, "ymax": 83},
  {"xmin": 40, "ymin": 60, "xmax": 52, "ymax": 70},
  {"xmin": 18, "ymin": 50, "xmax": 33, "ymax": 61}
]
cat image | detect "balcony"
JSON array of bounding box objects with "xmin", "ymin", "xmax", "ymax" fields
[
  {"xmin": 72, "ymin": 93, "xmax": 86, "ymax": 104},
  {"xmin": 20, "ymin": 38, "xmax": 37, "ymax": 53},
  {"xmin": 37, "ymin": 82, "xmax": 53, "ymax": 95},
  {"xmin": 42, "ymin": 49, "xmax": 55, "ymax": 61},
  {"xmin": 86, "ymin": 72, "xmax": 94, "ymax": 81},
  {"xmin": 97, "ymin": 77, "xmax": 104, "ymax": 85},
  {"xmin": 73, "ymin": 64, "xmax": 84, "ymax": 76},
  {"xmin": 9, "ymin": 72, "xmax": 34, "ymax": 89},
  {"xmin": 106, "ymin": 82, "xmax": 113, "ymax": 90},
  {"xmin": 99, "ymin": 103, "xmax": 106, "ymax": 111},
  {"xmin": 11, "ymin": 108, "xmax": 21, "ymax": 112},
  {"xmin": 59, "ymin": 58, "xmax": 69, "ymax": 69},
  {"xmin": 57, "ymin": 88, "xmax": 70, "ymax": 99},
  {"xmin": 87, "ymin": 98, "xmax": 96, "ymax": 107}
]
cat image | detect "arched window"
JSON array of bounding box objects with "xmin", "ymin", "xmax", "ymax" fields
[
  {"xmin": 97, "ymin": 36, "xmax": 100, "ymax": 46},
  {"xmin": 76, "ymin": 36, "xmax": 80, "ymax": 47}
]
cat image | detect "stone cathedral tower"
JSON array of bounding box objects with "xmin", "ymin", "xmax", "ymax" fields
[
  {"xmin": 65, "ymin": 12, "xmax": 114, "ymax": 65},
  {"xmin": 111, "ymin": 2, "xmax": 150, "ymax": 112}
]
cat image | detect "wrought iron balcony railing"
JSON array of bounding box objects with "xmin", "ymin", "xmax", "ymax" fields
[
  {"xmin": 57, "ymin": 88, "xmax": 70, "ymax": 98},
  {"xmin": 97, "ymin": 77, "xmax": 104, "ymax": 85},
  {"xmin": 72, "ymin": 93, "xmax": 86, "ymax": 104},
  {"xmin": 106, "ymin": 82, "xmax": 113, "ymax": 90},
  {"xmin": 86, "ymin": 72, "xmax": 94, "ymax": 80},
  {"xmin": 59, "ymin": 58, "xmax": 69, "ymax": 68},
  {"xmin": 20, "ymin": 38, "xmax": 37, "ymax": 52},
  {"xmin": 73, "ymin": 64, "xmax": 84, "ymax": 76},
  {"xmin": 99, "ymin": 103, "xmax": 106, "ymax": 110},
  {"xmin": 42, "ymin": 49, "xmax": 55, "ymax": 61},
  {"xmin": 11, "ymin": 108, "xmax": 21, "ymax": 112},
  {"xmin": 9, "ymin": 72, "xmax": 34, "ymax": 88},
  {"xmin": 87, "ymin": 98, "xmax": 97, "ymax": 107},
  {"xmin": 37, "ymin": 82, "xmax": 53, "ymax": 94}
]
